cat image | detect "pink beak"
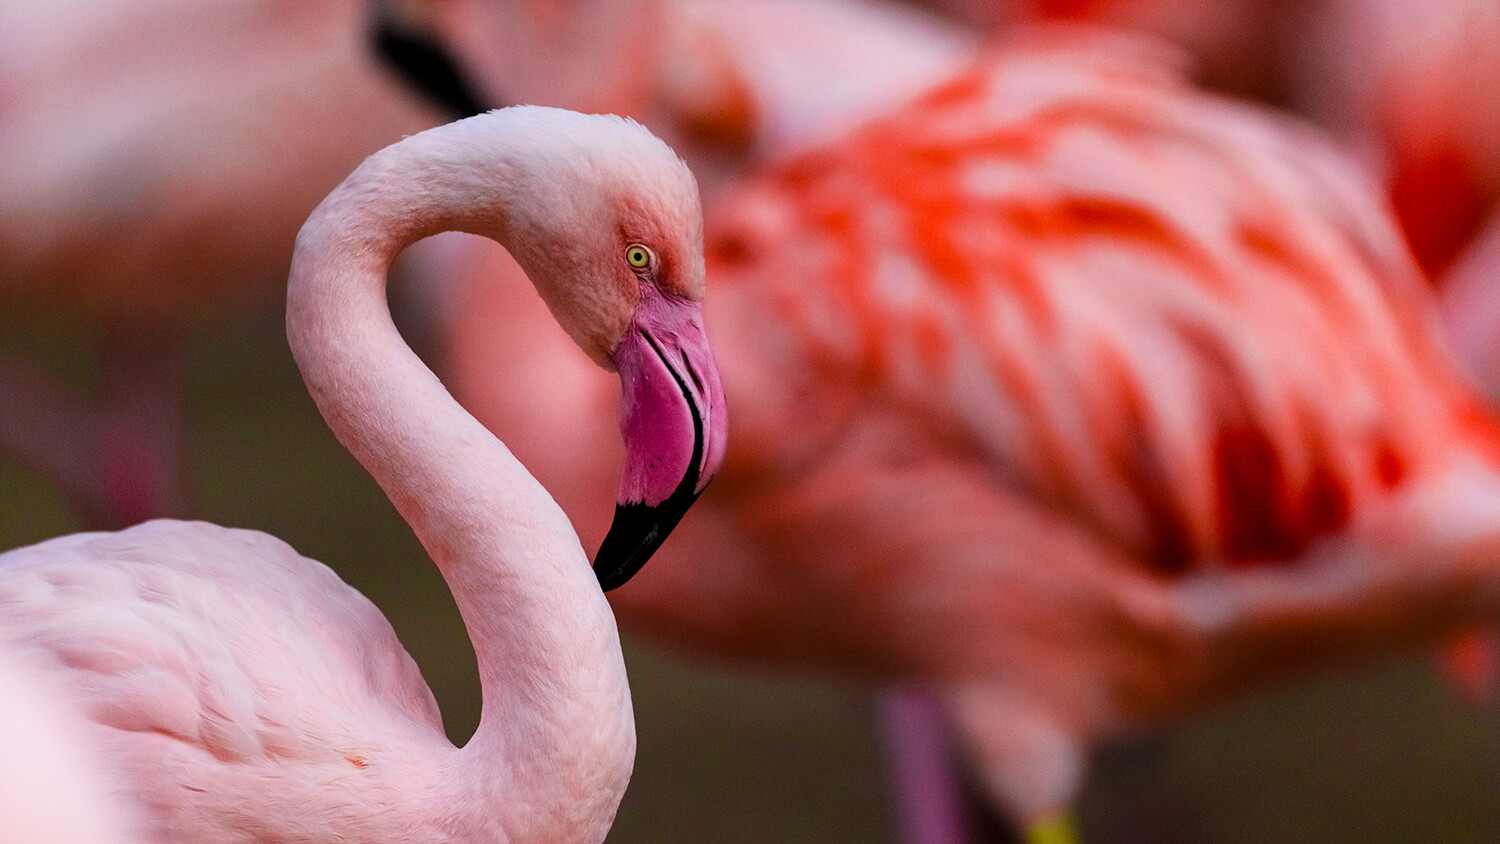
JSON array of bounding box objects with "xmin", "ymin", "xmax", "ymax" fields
[{"xmin": 593, "ymin": 290, "xmax": 727, "ymax": 590}]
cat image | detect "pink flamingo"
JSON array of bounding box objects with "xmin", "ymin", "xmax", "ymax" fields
[
  {"xmin": 443, "ymin": 32, "xmax": 1500, "ymax": 842},
  {"xmin": 907, "ymin": 0, "xmax": 1500, "ymax": 280},
  {"xmin": 0, "ymin": 106, "xmax": 725, "ymax": 842},
  {"xmin": 0, "ymin": 0, "xmax": 448, "ymax": 526},
  {"xmin": 0, "ymin": 0, "xmax": 700, "ymax": 529},
  {"xmin": 658, "ymin": 0, "xmax": 976, "ymax": 178},
  {"xmin": 1304, "ymin": 0, "xmax": 1500, "ymax": 278},
  {"xmin": 1440, "ymin": 210, "xmax": 1500, "ymax": 398}
]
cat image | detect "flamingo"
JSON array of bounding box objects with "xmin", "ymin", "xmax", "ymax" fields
[
  {"xmin": 0, "ymin": 0, "xmax": 710, "ymax": 529},
  {"xmin": 655, "ymin": 0, "xmax": 976, "ymax": 185},
  {"xmin": 0, "ymin": 105, "xmax": 726, "ymax": 842},
  {"xmin": 1302, "ymin": 0, "xmax": 1500, "ymax": 278},
  {"xmin": 1440, "ymin": 211, "xmax": 1500, "ymax": 400},
  {"xmin": 906, "ymin": 0, "xmax": 1500, "ymax": 281},
  {"xmin": 441, "ymin": 32, "xmax": 1500, "ymax": 842},
  {"xmin": 0, "ymin": 647, "xmax": 143, "ymax": 843},
  {"xmin": 0, "ymin": 0, "xmax": 450, "ymax": 526}
]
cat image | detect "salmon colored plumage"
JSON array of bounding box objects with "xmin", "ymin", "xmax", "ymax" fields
[
  {"xmin": 913, "ymin": 0, "xmax": 1500, "ymax": 281},
  {"xmin": 444, "ymin": 32, "xmax": 1500, "ymax": 839},
  {"xmin": 713, "ymin": 39, "xmax": 1476, "ymax": 575}
]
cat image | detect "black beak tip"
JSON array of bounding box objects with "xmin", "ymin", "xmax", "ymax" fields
[{"xmin": 592, "ymin": 491, "xmax": 700, "ymax": 591}]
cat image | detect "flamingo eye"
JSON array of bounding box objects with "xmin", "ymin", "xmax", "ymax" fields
[{"xmin": 625, "ymin": 244, "xmax": 656, "ymax": 271}]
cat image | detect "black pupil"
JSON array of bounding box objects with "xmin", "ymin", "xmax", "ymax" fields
[{"xmin": 632, "ymin": 249, "xmax": 645, "ymax": 264}]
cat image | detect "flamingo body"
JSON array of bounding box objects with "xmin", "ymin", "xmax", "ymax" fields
[
  {"xmin": 0, "ymin": 646, "xmax": 143, "ymax": 843},
  {"xmin": 699, "ymin": 36, "xmax": 1468, "ymax": 577},
  {"xmin": 0, "ymin": 0, "xmax": 440, "ymax": 321},
  {"xmin": 0, "ymin": 521, "xmax": 454, "ymax": 841}
]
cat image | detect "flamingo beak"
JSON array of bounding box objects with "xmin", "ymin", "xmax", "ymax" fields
[{"xmin": 593, "ymin": 293, "xmax": 726, "ymax": 590}]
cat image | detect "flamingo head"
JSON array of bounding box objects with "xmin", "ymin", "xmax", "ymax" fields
[{"xmin": 488, "ymin": 107, "xmax": 727, "ymax": 590}]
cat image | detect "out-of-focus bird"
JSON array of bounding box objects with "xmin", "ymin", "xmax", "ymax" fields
[
  {"xmin": 1440, "ymin": 211, "xmax": 1500, "ymax": 400},
  {"xmin": 905, "ymin": 0, "xmax": 1500, "ymax": 281},
  {"xmin": 378, "ymin": 0, "xmax": 976, "ymax": 196},
  {"xmin": 442, "ymin": 31, "xmax": 1500, "ymax": 842},
  {"xmin": 654, "ymin": 0, "xmax": 976, "ymax": 184},
  {"xmin": 0, "ymin": 647, "xmax": 143, "ymax": 843},
  {"xmin": 0, "ymin": 106, "xmax": 725, "ymax": 842},
  {"xmin": 1302, "ymin": 0, "xmax": 1500, "ymax": 278},
  {"xmin": 0, "ymin": 0, "xmax": 448, "ymax": 526},
  {"xmin": 908, "ymin": 0, "xmax": 1291, "ymax": 104}
]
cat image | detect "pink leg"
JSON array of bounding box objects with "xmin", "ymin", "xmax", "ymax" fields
[{"xmin": 878, "ymin": 685, "xmax": 1019, "ymax": 844}]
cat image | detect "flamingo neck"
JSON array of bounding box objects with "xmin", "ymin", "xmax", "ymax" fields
[{"xmin": 285, "ymin": 117, "xmax": 633, "ymax": 838}]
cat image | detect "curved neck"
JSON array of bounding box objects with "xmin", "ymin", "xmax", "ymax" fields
[{"xmin": 286, "ymin": 118, "xmax": 633, "ymax": 835}]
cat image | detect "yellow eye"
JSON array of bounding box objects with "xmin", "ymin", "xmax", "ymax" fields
[{"xmin": 625, "ymin": 244, "xmax": 655, "ymax": 271}]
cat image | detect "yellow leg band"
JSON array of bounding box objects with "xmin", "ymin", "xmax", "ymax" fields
[{"xmin": 1025, "ymin": 810, "xmax": 1081, "ymax": 844}]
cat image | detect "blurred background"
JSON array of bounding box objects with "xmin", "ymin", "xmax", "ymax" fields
[{"xmin": 3, "ymin": 0, "xmax": 1500, "ymax": 841}]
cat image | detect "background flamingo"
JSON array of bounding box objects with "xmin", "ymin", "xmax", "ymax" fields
[
  {"xmin": 0, "ymin": 0, "xmax": 705, "ymax": 529},
  {"xmin": 0, "ymin": 106, "xmax": 724, "ymax": 842},
  {"xmin": 0, "ymin": 0, "xmax": 447, "ymax": 526},
  {"xmin": 440, "ymin": 30, "xmax": 1500, "ymax": 842},
  {"xmin": 1439, "ymin": 211, "xmax": 1500, "ymax": 399},
  {"xmin": 900, "ymin": 0, "xmax": 1500, "ymax": 282}
]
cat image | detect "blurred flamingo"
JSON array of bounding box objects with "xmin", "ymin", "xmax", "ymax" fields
[
  {"xmin": 653, "ymin": 0, "xmax": 976, "ymax": 186},
  {"xmin": 1295, "ymin": 0, "xmax": 1500, "ymax": 280},
  {"xmin": 441, "ymin": 30, "xmax": 1500, "ymax": 842},
  {"xmin": 0, "ymin": 0, "xmax": 449, "ymax": 526},
  {"xmin": 0, "ymin": 0, "xmax": 707, "ymax": 530},
  {"xmin": 904, "ymin": 0, "xmax": 1500, "ymax": 280},
  {"xmin": 0, "ymin": 106, "xmax": 725, "ymax": 842},
  {"xmin": 1440, "ymin": 211, "xmax": 1500, "ymax": 399}
]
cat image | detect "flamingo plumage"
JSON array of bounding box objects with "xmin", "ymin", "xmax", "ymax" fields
[
  {"xmin": 908, "ymin": 0, "xmax": 1500, "ymax": 281},
  {"xmin": 1440, "ymin": 210, "xmax": 1500, "ymax": 400},
  {"xmin": 0, "ymin": 106, "xmax": 725, "ymax": 842},
  {"xmin": 0, "ymin": 647, "xmax": 143, "ymax": 843},
  {"xmin": 1306, "ymin": 0, "xmax": 1500, "ymax": 278},
  {"xmin": 442, "ymin": 32, "xmax": 1500, "ymax": 841}
]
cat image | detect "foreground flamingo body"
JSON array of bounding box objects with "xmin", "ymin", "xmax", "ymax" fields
[
  {"xmin": 446, "ymin": 34, "xmax": 1500, "ymax": 838},
  {"xmin": 0, "ymin": 106, "xmax": 724, "ymax": 842},
  {"xmin": 0, "ymin": 647, "xmax": 142, "ymax": 843}
]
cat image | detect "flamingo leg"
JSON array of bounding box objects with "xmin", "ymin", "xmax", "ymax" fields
[
  {"xmin": 880, "ymin": 685, "xmax": 1086, "ymax": 844},
  {"xmin": 879, "ymin": 685, "xmax": 990, "ymax": 844}
]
